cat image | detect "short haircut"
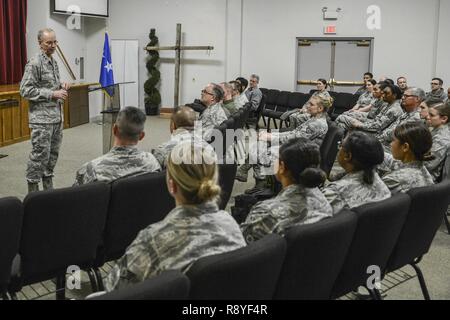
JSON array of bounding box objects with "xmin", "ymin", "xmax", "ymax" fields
[
  {"xmin": 432, "ymin": 77, "xmax": 444, "ymax": 86},
  {"xmin": 367, "ymin": 79, "xmax": 377, "ymax": 86},
  {"xmin": 210, "ymin": 83, "xmax": 224, "ymax": 103},
  {"xmin": 394, "ymin": 122, "xmax": 433, "ymax": 162},
  {"xmin": 172, "ymin": 106, "xmax": 197, "ymax": 128},
  {"xmin": 250, "ymin": 74, "xmax": 260, "ymax": 83},
  {"xmin": 115, "ymin": 107, "xmax": 146, "ymax": 141},
  {"xmin": 397, "ymin": 76, "xmax": 407, "ymax": 82},
  {"xmin": 342, "ymin": 132, "xmax": 384, "ymax": 185},
  {"xmin": 406, "ymin": 87, "xmax": 426, "ymax": 102},
  {"xmin": 364, "ymin": 72, "xmax": 374, "ymax": 79},
  {"xmin": 236, "ymin": 77, "xmax": 248, "ymax": 91},
  {"xmin": 38, "ymin": 28, "xmax": 55, "ymax": 42}
]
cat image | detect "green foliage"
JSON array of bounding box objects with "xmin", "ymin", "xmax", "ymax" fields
[{"xmin": 144, "ymin": 29, "xmax": 161, "ymax": 106}]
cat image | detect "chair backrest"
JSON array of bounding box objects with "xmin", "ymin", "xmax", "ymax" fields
[
  {"xmin": 274, "ymin": 210, "xmax": 357, "ymax": 300},
  {"xmin": 20, "ymin": 183, "xmax": 110, "ymax": 286},
  {"xmin": 217, "ymin": 164, "xmax": 238, "ymax": 210},
  {"xmin": 287, "ymin": 92, "xmax": 309, "ymax": 109},
  {"xmin": 386, "ymin": 180, "xmax": 450, "ymax": 272},
  {"xmin": 333, "ymin": 92, "xmax": 355, "ymax": 113},
  {"xmin": 441, "ymin": 146, "xmax": 450, "ymax": 181},
  {"xmin": 100, "ymin": 172, "xmax": 175, "ymax": 264},
  {"xmin": 0, "ymin": 197, "xmax": 23, "ymax": 293},
  {"xmin": 89, "ymin": 271, "xmax": 190, "ymax": 300},
  {"xmin": 275, "ymin": 91, "xmax": 290, "ymax": 112},
  {"xmin": 187, "ymin": 234, "xmax": 286, "ymax": 300},
  {"xmin": 320, "ymin": 123, "xmax": 345, "ymax": 177},
  {"xmin": 265, "ymin": 89, "xmax": 280, "ymax": 105},
  {"xmin": 331, "ymin": 193, "xmax": 411, "ymax": 299}
]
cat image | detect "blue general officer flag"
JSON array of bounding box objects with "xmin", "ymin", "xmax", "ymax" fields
[{"xmin": 100, "ymin": 33, "xmax": 115, "ymax": 96}]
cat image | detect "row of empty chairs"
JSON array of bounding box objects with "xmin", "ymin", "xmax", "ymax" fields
[
  {"xmin": 90, "ymin": 180, "xmax": 450, "ymax": 300},
  {"xmin": 258, "ymin": 88, "xmax": 361, "ymax": 129}
]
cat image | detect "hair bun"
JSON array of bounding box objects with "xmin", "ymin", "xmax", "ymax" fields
[
  {"xmin": 197, "ymin": 179, "xmax": 221, "ymax": 202},
  {"xmin": 299, "ymin": 167, "xmax": 326, "ymax": 188}
]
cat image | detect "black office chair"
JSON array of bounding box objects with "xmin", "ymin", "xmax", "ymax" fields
[
  {"xmin": 274, "ymin": 210, "xmax": 357, "ymax": 300},
  {"xmin": 0, "ymin": 198, "xmax": 23, "ymax": 300},
  {"xmin": 320, "ymin": 123, "xmax": 345, "ymax": 177},
  {"xmin": 331, "ymin": 193, "xmax": 411, "ymax": 300},
  {"xmin": 9, "ymin": 183, "xmax": 110, "ymax": 300},
  {"xmin": 89, "ymin": 271, "xmax": 190, "ymax": 300},
  {"xmin": 385, "ymin": 180, "xmax": 450, "ymax": 300},
  {"xmin": 187, "ymin": 234, "xmax": 286, "ymax": 300},
  {"xmin": 93, "ymin": 172, "xmax": 175, "ymax": 290}
]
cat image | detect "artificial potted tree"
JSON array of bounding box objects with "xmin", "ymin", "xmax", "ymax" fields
[{"xmin": 144, "ymin": 29, "xmax": 161, "ymax": 116}]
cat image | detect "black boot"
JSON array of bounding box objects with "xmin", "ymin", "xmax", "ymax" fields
[
  {"xmin": 27, "ymin": 182, "xmax": 39, "ymax": 194},
  {"xmin": 42, "ymin": 177, "xmax": 54, "ymax": 191}
]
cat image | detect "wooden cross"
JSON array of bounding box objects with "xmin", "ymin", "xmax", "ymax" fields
[{"xmin": 145, "ymin": 24, "xmax": 214, "ymax": 109}]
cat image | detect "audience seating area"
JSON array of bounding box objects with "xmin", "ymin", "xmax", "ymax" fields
[
  {"xmin": 0, "ymin": 100, "xmax": 449, "ymax": 300},
  {"xmin": 1, "ymin": 175, "xmax": 449, "ymax": 300},
  {"xmin": 258, "ymin": 88, "xmax": 361, "ymax": 129}
]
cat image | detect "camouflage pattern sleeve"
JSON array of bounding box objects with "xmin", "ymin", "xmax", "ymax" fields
[
  {"xmin": 241, "ymin": 202, "xmax": 280, "ymax": 243},
  {"xmin": 20, "ymin": 59, "xmax": 53, "ymax": 102},
  {"xmin": 321, "ymin": 184, "xmax": 346, "ymax": 215}
]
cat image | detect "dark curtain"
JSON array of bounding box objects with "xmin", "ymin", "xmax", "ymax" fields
[{"xmin": 0, "ymin": 0, "xmax": 27, "ymax": 85}]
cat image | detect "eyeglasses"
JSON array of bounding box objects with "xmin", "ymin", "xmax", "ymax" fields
[
  {"xmin": 402, "ymin": 94, "xmax": 417, "ymax": 98},
  {"xmin": 42, "ymin": 40, "xmax": 58, "ymax": 46},
  {"xmin": 201, "ymin": 90, "xmax": 214, "ymax": 96}
]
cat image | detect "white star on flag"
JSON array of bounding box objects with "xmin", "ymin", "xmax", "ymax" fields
[{"xmin": 104, "ymin": 61, "xmax": 113, "ymax": 72}]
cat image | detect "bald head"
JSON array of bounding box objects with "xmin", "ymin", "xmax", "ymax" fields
[{"xmin": 171, "ymin": 106, "xmax": 197, "ymax": 130}]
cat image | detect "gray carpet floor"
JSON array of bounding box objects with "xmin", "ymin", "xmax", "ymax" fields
[{"xmin": 0, "ymin": 116, "xmax": 449, "ymax": 300}]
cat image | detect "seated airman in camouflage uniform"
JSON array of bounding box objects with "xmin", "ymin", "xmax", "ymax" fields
[
  {"xmin": 104, "ymin": 143, "xmax": 246, "ymax": 291},
  {"xmin": 199, "ymin": 83, "xmax": 228, "ymax": 141},
  {"xmin": 377, "ymin": 87, "xmax": 423, "ymax": 152},
  {"xmin": 236, "ymin": 95, "xmax": 330, "ymax": 191},
  {"xmin": 382, "ymin": 122, "xmax": 434, "ymax": 194},
  {"xmin": 20, "ymin": 28, "xmax": 72, "ymax": 193},
  {"xmin": 241, "ymin": 138, "xmax": 332, "ymax": 243},
  {"xmin": 220, "ymin": 82, "xmax": 239, "ymax": 116},
  {"xmin": 152, "ymin": 106, "xmax": 208, "ymax": 169},
  {"xmin": 281, "ymin": 79, "xmax": 332, "ymax": 129},
  {"xmin": 424, "ymin": 103, "xmax": 450, "ymax": 181},
  {"xmin": 74, "ymin": 107, "xmax": 161, "ymax": 186},
  {"xmin": 350, "ymin": 83, "xmax": 403, "ymax": 135},
  {"xmin": 335, "ymin": 80, "xmax": 381, "ymax": 131},
  {"xmin": 426, "ymin": 78, "xmax": 448, "ymax": 104},
  {"xmin": 322, "ymin": 132, "xmax": 391, "ymax": 215}
]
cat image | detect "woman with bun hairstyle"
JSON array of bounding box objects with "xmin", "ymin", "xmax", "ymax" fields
[
  {"xmin": 105, "ymin": 143, "xmax": 246, "ymax": 291},
  {"xmin": 241, "ymin": 138, "xmax": 332, "ymax": 243},
  {"xmin": 425, "ymin": 103, "xmax": 450, "ymax": 181},
  {"xmin": 382, "ymin": 122, "xmax": 435, "ymax": 194},
  {"xmin": 322, "ymin": 131, "xmax": 391, "ymax": 215}
]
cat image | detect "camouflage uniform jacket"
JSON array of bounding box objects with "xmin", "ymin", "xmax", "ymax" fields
[
  {"xmin": 359, "ymin": 100, "xmax": 403, "ymax": 133},
  {"xmin": 377, "ymin": 109, "xmax": 421, "ymax": 146},
  {"xmin": 152, "ymin": 128, "xmax": 205, "ymax": 169},
  {"xmin": 382, "ymin": 161, "xmax": 434, "ymax": 194},
  {"xmin": 200, "ymin": 103, "xmax": 228, "ymax": 140},
  {"xmin": 356, "ymin": 91, "xmax": 376, "ymax": 108},
  {"xmin": 426, "ymin": 88, "xmax": 447, "ymax": 103},
  {"xmin": 74, "ymin": 145, "xmax": 161, "ymax": 186},
  {"xmin": 322, "ymin": 171, "xmax": 391, "ymax": 215},
  {"xmin": 241, "ymin": 184, "xmax": 333, "ymax": 243},
  {"xmin": 425, "ymin": 125, "xmax": 450, "ymax": 182},
  {"xmin": 20, "ymin": 52, "xmax": 63, "ymax": 125},
  {"xmin": 105, "ymin": 201, "xmax": 246, "ymax": 291},
  {"xmin": 276, "ymin": 115, "xmax": 328, "ymax": 146},
  {"xmin": 367, "ymin": 99, "xmax": 387, "ymax": 120}
]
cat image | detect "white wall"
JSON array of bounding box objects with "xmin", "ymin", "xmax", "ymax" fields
[
  {"xmin": 107, "ymin": 0, "xmax": 227, "ymax": 108},
  {"xmin": 436, "ymin": 0, "xmax": 450, "ymax": 88},
  {"xmin": 240, "ymin": 0, "xmax": 445, "ymax": 92},
  {"xmin": 27, "ymin": 0, "xmax": 450, "ymax": 113}
]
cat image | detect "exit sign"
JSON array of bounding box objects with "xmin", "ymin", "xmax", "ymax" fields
[{"xmin": 324, "ymin": 25, "xmax": 337, "ymax": 34}]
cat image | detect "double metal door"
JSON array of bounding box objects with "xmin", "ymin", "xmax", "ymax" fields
[{"xmin": 296, "ymin": 38, "xmax": 373, "ymax": 94}]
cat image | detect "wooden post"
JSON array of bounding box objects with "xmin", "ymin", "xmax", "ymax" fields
[{"xmin": 174, "ymin": 24, "xmax": 182, "ymax": 109}]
